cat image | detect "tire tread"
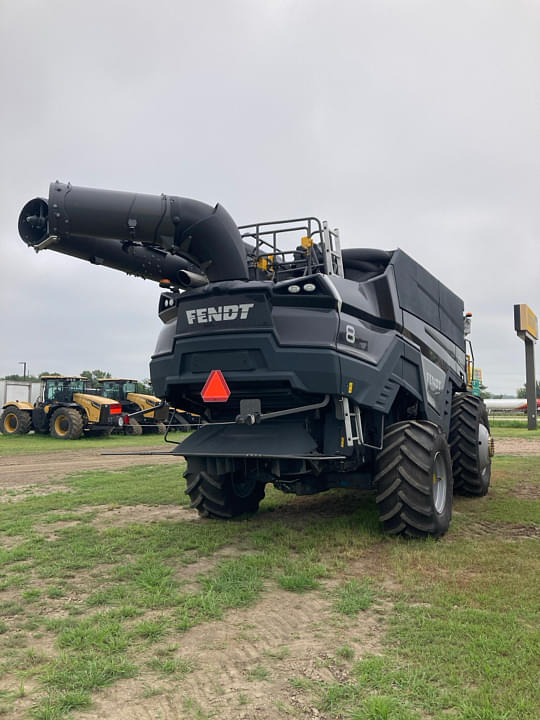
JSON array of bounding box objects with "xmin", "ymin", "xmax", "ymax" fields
[{"xmin": 375, "ymin": 420, "xmax": 453, "ymax": 539}]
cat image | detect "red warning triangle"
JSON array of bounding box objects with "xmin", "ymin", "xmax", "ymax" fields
[{"xmin": 201, "ymin": 369, "xmax": 231, "ymax": 402}]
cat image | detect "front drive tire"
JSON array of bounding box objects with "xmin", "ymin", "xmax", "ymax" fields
[
  {"xmin": 185, "ymin": 457, "xmax": 266, "ymax": 518},
  {"xmin": 126, "ymin": 418, "xmax": 143, "ymax": 436},
  {"xmin": 0, "ymin": 408, "xmax": 32, "ymax": 435},
  {"xmin": 49, "ymin": 408, "xmax": 84, "ymax": 440},
  {"xmin": 375, "ymin": 421, "xmax": 453, "ymax": 539},
  {"xmin": 449, "ymin": 394, "xmax": 492, "ymax": 496},
  {"xmin": 155, "ymin": 422, "xmax": 167, "ymax": 435}
]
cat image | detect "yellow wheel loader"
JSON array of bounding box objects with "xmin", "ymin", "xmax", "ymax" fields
[
  {"xmin": 0, "ymin": 376, "xmax": 125, "ymax": 440},
  {"xmin": 96, "ymin": 378, "xmax": 168, "ymax": 435}
]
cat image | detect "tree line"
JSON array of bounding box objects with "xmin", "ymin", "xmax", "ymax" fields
[{"xmin": 1, "ymin": 370, "xmax": 152, "ymax": 393}]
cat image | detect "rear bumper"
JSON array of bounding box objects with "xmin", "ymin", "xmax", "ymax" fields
[
  {"xmin": 151, "ymin": 328, "xmax": 407, "ymax": 418},
  {"xmin": 151, "ymin": 331, "xmax": 342, "ymax": 411}
]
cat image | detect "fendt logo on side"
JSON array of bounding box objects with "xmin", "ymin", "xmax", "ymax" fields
[{"xmin": 186, "ymin": 303, "xmax": 255, "ymax": 325}]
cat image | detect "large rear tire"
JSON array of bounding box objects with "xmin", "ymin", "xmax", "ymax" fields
[
  {"xmin": 375, "ymin": 421, "xmax": 453, "ymax": 539},
  {"xmin": 49, "ymin": 408, "xmax": 84, "ymax": 440},
  {"xmin": 449, "ymin": 394, "xmax": 492, "ymax": 496},
  {"xmin": 185, "ymin": 457, "xmax": 266, "ymax": 518},
  {"xmin": 0, "ymin": 408, "xmax": 32, "ymax": 435}
]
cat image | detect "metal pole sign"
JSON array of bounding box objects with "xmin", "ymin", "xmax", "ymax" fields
[{"xmin": 514, "ymin": 304, "xmax": 538, "ymax": 430}]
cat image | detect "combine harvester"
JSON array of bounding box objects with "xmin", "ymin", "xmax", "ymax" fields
[{"xmin": 18, "ymin": 181, "xmax": 494, "ymax": 537}]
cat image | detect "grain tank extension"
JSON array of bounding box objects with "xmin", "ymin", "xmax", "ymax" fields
[{"xmin": 19, "ymin": 181, "xmax": 494, "ymax": 537}]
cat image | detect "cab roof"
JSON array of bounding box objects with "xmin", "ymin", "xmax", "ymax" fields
[
  {"xmin": 97, "ymin": 378, "xmax": 136, "ymax": 383},
  {"xmin": 40, "ymin": 375, "xmax": 86, "ymax": 381}
]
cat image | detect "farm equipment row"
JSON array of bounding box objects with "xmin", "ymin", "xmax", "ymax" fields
[{"xmin": 1, "ymin": 375, "xmax": 195, "ymax": 439}]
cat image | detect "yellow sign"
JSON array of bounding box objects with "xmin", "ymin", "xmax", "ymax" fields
[{"xmin": 514, "ymin": 304, "xmax": 538, "ymax": 341}]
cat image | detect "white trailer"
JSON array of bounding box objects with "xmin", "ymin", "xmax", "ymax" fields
[{"xmin": 0, "ymin": 381, "xmax": 41, "ymax": 405}]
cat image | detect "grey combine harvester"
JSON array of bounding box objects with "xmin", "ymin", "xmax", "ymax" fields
[{"xmin": 19, "ymin": 182, "xmax": 494, "ymax": 537}]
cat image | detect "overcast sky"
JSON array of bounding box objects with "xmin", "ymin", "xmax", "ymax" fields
[{"xmin": 1, "ymin": 0, "xmax": 538, "ymax": 394}]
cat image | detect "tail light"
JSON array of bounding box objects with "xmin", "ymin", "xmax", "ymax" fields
[{"xmin": 109, "ymin": 404, "xmax": 122, "ymax": 415}]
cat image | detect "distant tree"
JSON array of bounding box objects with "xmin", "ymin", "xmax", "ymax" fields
[
  {"xmin": 479, "ymin": 382, "xmax": 492, "ymax": 399},
  {"xmin": 478, "ymin": 385, "xmax": 504, "ymax": 400},
  {"xmin": 2, "ymin": 373, "xmax": 41, "ymax": 383},
  {"xmin": 516, "ymin": 380, "xmax": 540, "ymax": 399},
  {"xmin": 137, "ymin": 378, "xmax": 153, "ymax": 394},
  {"xmin": 1, "ymin": 371, "xmax": 61, "ymax": 382},
  {"xmin": 80, "ymin": 369, "xmax": 112, "ymax": 386}
]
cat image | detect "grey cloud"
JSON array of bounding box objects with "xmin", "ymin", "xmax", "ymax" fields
[{"xmin": 1, "ymin": 0, "xmax": 538, "ymax": 393}]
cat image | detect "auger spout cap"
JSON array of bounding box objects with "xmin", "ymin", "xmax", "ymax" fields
[
  {"xmin": 177, "ymin": 270, "xmax": 209, "ymax": 288},
  {"xmin": 19, "ymin": 197, "xmax": 49, "ymax": 247},
  {"xmin": 18, "ymin": 182, "xmax": 249, "ymax": 283}
]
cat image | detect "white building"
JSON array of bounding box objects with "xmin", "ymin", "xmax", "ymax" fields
[{"xmin": 0, "ymin": 380, "xmax": 41, "ymax": 405}]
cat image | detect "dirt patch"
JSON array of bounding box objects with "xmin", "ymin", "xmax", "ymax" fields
[
  {"xmin": 495, "ymin": 438, "xmax": 540, "ymax": 455},
  {"xmin": 509, "ymin": 483, "xmax": 540, "ymax": 500},
  {"xmin": 463, "ymin": 520, "xmax": 540, "ymax": 540},
  {"xmin": 0, "ymin": 534, "xmax": 27, "ymax": 550},
  {"xmin": 85, "ymin": 584, "xmax": 387, "ymax": 720},
  {"xmin": 33, "ymin": 519, "xmax": 82, "ymax": 542},
  {"xmin": 0, "ymin": 483, "xmax": 73, "ymax": 503},
  {"xmin": 0, "ymin": 447, "xmax": 178, "ymax": 491},
  {"xmin": 91, "ymin": 504, "xmax": 198, "ymax": 529},
  {"xmin": 29, "ymin": 503, "xmax": 196, "ymax": 540}
]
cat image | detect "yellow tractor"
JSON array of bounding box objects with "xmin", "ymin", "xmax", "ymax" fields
[
  {"xmin": 0, "ymin": 375, "xmax": 125, "ymax": 439},
  {"xmin": 96, "ymin": 378, "xmax": 168, "ymax": 435}
]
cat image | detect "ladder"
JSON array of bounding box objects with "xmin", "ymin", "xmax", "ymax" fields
[{"xmin": 322, "ymin": 222, "xmax": 344, "ymax": 277}]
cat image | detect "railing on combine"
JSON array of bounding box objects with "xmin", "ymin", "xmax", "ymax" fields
[{"xmin": 238, "ymin": 217, "xmax": 344, "ymax": 281}]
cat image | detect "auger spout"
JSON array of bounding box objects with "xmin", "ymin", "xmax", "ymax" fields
[{"xmin": 18, "ymin": 181, "xmax": 249, "ymax": 284}]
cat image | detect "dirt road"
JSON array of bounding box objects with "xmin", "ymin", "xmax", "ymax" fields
[
  {"xmin": 495, "ymin": 437, "xmax": 540, "ymax": 455},
  {"xmin": 0, "ymin": 446, "xmax": 178, "ymax": 490}
]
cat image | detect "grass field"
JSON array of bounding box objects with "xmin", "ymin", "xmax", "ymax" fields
[
  {"xmin": 0, "ymin": 432, "xmax": 175, "ymax": 456},
  {"xmin": 0, "ymin": 435, "xmax": 538, "ymax": 719},
  {"xmin": 490, "ymin": 422, "xmax": 540, "ymax": 439}
]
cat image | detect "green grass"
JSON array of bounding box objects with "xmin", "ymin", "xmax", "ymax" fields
[
  {"xmin": 148, "ymin": 655, "xmax": 194, "ymax": 676},
  {"xmin": 490, "ymin": 420, "xmax": 540, "ymax": 438},
  {"xmin": 277, "ymin": 556, "xmax": 327, "ymax": 592},
  {"xmin": 0, "ymin": 431, "xmax": 172, "ymax": 456},
  {"xmin": 248, "ymin": 664, "xmax": 269, "ymax": 681},
  {"xmin": 0, "ymin": 452, "xmax": 538, "ymax": 719},
  {"xmin": 333, "ymin": 578, "xmax": 376, "ymax": 615},
  {"xmin": 313, "ymin": 459, "xmax": 540, "ymax": 720}
]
